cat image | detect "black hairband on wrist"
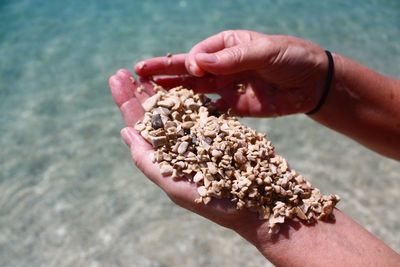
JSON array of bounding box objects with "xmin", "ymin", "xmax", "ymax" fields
[{"xmin": 306, "ymin": 50, "xmax": 334, "ymax": 115}]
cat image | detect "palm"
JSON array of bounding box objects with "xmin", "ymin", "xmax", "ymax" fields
[
  {"xmin": 218, "ymin": 61, "xmax": 325, "ymax": 116},
  {"xmin": 194, "ymin": 71, "xmax": 309, "ymax": 117},
  {"xmin": 109, "ymin": 69, "xmax": 260, "ymax": 229},
  {"xmin": 152, "ymin": 69, "xmax": 317, "ymax": 117}
]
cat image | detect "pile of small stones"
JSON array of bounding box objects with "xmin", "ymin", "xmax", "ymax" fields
[{"xmin": 135, "ymin": 86, "xmax": 340, "ymax": 234}]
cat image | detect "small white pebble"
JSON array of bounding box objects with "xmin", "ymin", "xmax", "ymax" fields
[
  {"xmin": 197, "ymin": 186, "xmax": 207, "ymax": 197},
  {"xmin": 193, "ymin": 172, "xmax": 204, "ymax": 183},
  {"xmin": 177, "ymin": 141, "xmax": 189, "ymax": 154},
  {"xmin": 160, "ymin": 164, "xmax": 173, "ymax": 176}
]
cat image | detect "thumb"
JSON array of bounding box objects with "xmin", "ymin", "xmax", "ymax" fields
[
  {"xmin": 194, "ymin": 42, "xmax": 268, "ymax": 75},
  {"xmin": 121, "ymin": 127, "xmax": 138, "ymax": 148},
  {"xmin": 120, "ymin": 127, "xmax": 153, "ymax": 152}
]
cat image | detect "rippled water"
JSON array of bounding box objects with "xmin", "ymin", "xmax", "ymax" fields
[{"xmin": 1, "ymin": 0, "xmax": 399, "ymax": 266}]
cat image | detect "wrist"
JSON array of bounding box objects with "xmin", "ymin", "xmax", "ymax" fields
[
  {"xmin": 233, "ymin": 209, "xmax": 400, "ymax": 267},
  {"xmin": 233, "ymin": 217, "xmax": 270, "ymax": 250},
  {"xmin": 232, "ymin": 216, "xmax": 295, "ymax": 264},
  {"xmin": 234, "ymin": 217, "xmax": 324, "ymax": 267},
  {"xmin": 306, "ymin": 50, "xmax": 336, "ymax": 115}
]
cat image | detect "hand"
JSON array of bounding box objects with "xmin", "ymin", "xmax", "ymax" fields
[
  {"xmin": 108, "ymin": 69, "xmax": 262, "ymax": 231},
  {"xmin": 109, "ymin": 31, "xmax": 400, "ymax": 265},
  {"xmin": 108, "ymin": 69, "xmax": 400, "ymax": 267},
  {"xmin": 135, "ymin": 30, "xmax": 329, "ymax": 116}
]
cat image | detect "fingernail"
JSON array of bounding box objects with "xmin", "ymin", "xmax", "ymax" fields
[
  {"xmin": 189, "ymin": 63, "xmax": 198, "ymax": 75},
  {"xmin": 188, "ymin": 63, "xmax": 206, "ymax": 77},
  {"xmin": 135, "ymin": 61, "xmax": 146, "ymax": 71},
  {"xmin": 196, "ymin": 53, "xmax": 217, "ymax": 63},
  {"xmin": 121, "ymin": 127, "xmax": 136, "ymax": 147}
]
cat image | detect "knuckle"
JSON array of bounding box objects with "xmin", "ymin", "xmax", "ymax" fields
[
  {"xmin": 221, "ymin": 30, "xmax": 235, "ymax": 37},
  {"xmin": 222, "ymin": 30, "xmax": 238, "ymax": 47},
  {"xmin": 224, "ymin": 47, "xmax": 245, "ymax": 65},
  {"xmin": 257, "ymin": 38, "xmax": 273, "ymax": 49}
]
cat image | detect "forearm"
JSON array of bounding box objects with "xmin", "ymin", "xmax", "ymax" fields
[
  {"xmin": 310, "ymin": 53, "xmax": 400, "ymax": 160},
  {"xmin": 235, "ymin": 209, "xmax": 400, "ymax": 267}
]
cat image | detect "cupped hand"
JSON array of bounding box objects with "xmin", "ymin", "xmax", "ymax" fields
[
  {"xmin": 108, "ymin": 69, "xmax": 261, "ymax": 231},
  {"xmin": 135, "ymin": 30, "xmax": 329, "ymax": 116}
]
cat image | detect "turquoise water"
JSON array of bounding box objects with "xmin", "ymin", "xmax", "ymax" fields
[{"xmin": 1, "ymin": 1, "xmax": 399, "ymax": 266}]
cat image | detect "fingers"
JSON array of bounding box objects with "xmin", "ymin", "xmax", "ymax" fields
[
  {"xmin": 120, "ymin": 127, "xmax": 258, "ymax": 227},
  {"xmin": 120, "ymin": 98, "xmax": 145, "ymax": 126},
  {"xmin": 109, "ymin": 69, "xmax": 152, "ymax": 126},
  {"xmin": 133, "ymin": 77, "xmax": 153, "ymax": 103},
  {"xmin": 153, "ymin": 75, "xmax": 219, "ymax": 94},
  {"xmin": 108, "ymin": 69, "xmax": 136, "ymax": 107},
  {"xmin": 137, "ymin": 77, "xmax": 157, "ymax": 96},
  {"xmin": 185, "ymin": 32, "xmax": 227, "ymax": 77},
  {"xmin": 119, "ymin": 128, "xmax": 237, "ymax": 217},
  {"xmin": 120, "ymin": 127, "xmax": 199, "ymax": 200},
  {"xmin": 195, "ymin": 38, "xmax": 272, "ymax": 75},
  {"xmin": 134, "ymin": 53, "xmax": 189, "ymax": 77},
  {"xmin": 133, "ymin": 30, "xmax": 269, "ymax": 78},
  {"xmin": 120, "ymin": 127, "xmax": 165, "ymax": 186},
  {"xmin": 133, "ymin": 30, "xmax": 268, "ymax": 78},
  {"xmin": 186, "ymin": 30, "xmax": 265, "ymax": 76}
]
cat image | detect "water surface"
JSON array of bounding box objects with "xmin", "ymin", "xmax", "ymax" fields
[{"xmin": 1, "ymin": 1, "xmax": 399, "ymax": 266}]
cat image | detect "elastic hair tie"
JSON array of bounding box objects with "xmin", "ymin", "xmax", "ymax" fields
[{"xmin": 306, "ymin": 50, "xmax": 334, "ymax": 115}]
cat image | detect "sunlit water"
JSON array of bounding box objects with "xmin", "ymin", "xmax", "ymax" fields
[{"xmin": 1, "ymin": 1, "xmax": 399, "ymax": 266}]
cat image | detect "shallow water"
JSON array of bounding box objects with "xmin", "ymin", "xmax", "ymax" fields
[{"xmin": 0, "ymin": 0, "xmax": 399, "ymax": 266}]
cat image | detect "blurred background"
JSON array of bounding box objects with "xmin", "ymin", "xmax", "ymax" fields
[{"xmin": 0, "ymin": 0, "xmax": 399, "ymax": 266}]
